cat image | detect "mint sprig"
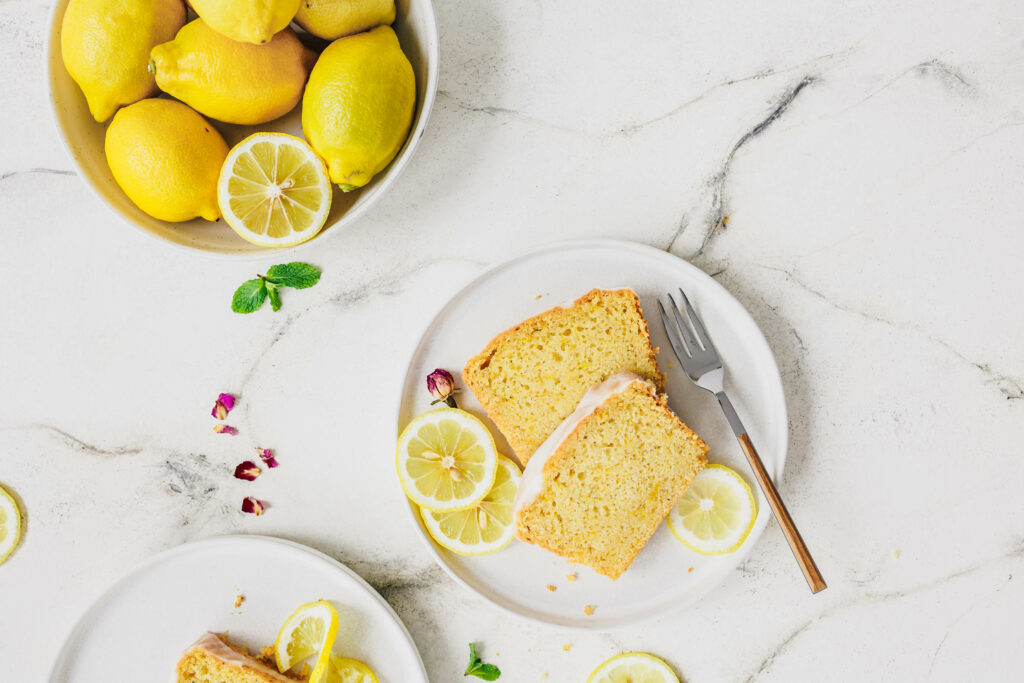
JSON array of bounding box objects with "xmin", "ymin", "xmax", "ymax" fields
[
  {"xmin": 465, "ymin": 643, "xmax": 500, "ymax": 680},
  {"xmin": 231, "ymin": 262, "xmax": 322, "ymax": 314}
]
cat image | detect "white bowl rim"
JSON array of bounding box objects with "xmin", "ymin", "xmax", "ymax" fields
[{"xmin": 44, "ymin": 0, "xmax": 440, "ymax": 261}]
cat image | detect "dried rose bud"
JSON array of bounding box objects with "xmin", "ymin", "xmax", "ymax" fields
[
  {"xmin": 234, "ymin": 461, "xmax": 261, "ymax": 481},
  {"xmin": 426, "ymin": 369, "xmax": 459, "ymax": 408},
  {"xmin": 213, "ymin": 424, "xmax": 238, "ymax": 435},
  {"xmin": 256, "ymin": 447, "xmax": 278, "ymax": 468},
  {"xmin": 241, "ymin": 497, "xmax": 264, "ymax": 515},
  {"xmin": 211, "ymin": 393, "xmax": 236, "ymax": 420}
]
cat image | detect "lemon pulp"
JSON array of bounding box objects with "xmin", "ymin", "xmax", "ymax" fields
[{"xmin": 667, "ymin": 464, "xmax": 757, "ymax": 555}]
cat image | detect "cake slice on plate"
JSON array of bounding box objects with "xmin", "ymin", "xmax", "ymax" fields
[
  {"xmin": 514, "ymin": 372, "xmax": 707, "ymax": 579},
  {"xmin": 175, "ymin": 633, "xmax": 301, "ymax": 682},
  {"xmin": 463, "ymin": 288, "xmax": 664, "ymax": 464}
]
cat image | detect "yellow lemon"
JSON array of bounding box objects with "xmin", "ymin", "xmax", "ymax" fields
[
  {"xmin": 274, "ymin": 600, "xmax": 338, "ymax": 683},
  {"xmin": 326, "ymin": 657, "xmax": 378, "ymax": 683},
  {"xmin": 61, "ymin": 0, "xmax": 185, "ymax": 121},
  {"xmin": 295, "ymin": 0, "xmax": 396, "ymax": 41},
  {"xmin": 151, "ymin": 19, "xmax": 316, "ymax": 126},
  {"xmin": 0, "ymin": 485, "xmax": 23, "ymax": 565},
  {"xmin": 587, "ymin": 653, "xmax": 680, "ymax": 683},
  {"xmin": 105, "ymin": 99, "xmax": 228, "ymax": 222},
  {"xmin": 189, "ymin": 0, "xmax": 300, "ymax": 45},
  {"xmin": 302, "ymin": 26, "xmax": 415, "ymax": 190},
  {"xmin": 666, "ymin": 464, "xmax": 757, "ymax": 555}
]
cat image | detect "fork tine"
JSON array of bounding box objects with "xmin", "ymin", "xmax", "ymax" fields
[
  {"xmin": 677, "ymin": 288, "xmax": 717, "ymax": 354},
  {"xmin": 666, "ymin": 293, "xmax": 702, "ymax": 354},
  {"xmin": 657, "ymin": 299, "xmax": 692, "ymax": 360}
]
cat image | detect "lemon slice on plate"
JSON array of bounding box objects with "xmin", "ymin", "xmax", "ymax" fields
[
  {"xmin": 326, "ymin": 656, "xmax": 379, "ymax": 683},
  {"xmin": 420, "ymin": 454, "xmax": 521, "ymax": 555},
  {"xmin": 218, "ymin": 133, "xmax": 332, "ymax": 247},
  {"xmin": 0, "ymin": 485, "xmax": 22, "ymax": 565},
  {"xmin": 396, "ymin": 408, "xmax": 498, "ymax": 512},
  {"xmin": 587, "ymin": 652, "xmax": 680, "ymax": 683},
  {"xmin": 667, "ymin": 464, "xmax": 757, "ymax": 555},
  {"xmin": 275, "ymin": 600, "xmax": 339, "ymax": 683}
]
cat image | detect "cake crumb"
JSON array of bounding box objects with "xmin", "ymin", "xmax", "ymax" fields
[
  {"xmin": 234, "ymin": 594, "xmax": 245, "ymax": 608},
  {"xmin": 539, "ymin": 674, "xmax": 548, "ymax": 680},
  {"xmin": 546, "ymin": 584, "xmax": 557, "ymax": 592},
  {"xmin": 562, "ymin": 644, "xmax": 572, "ymax": 652},
  {"xmin": 687, "ymin": 567, "xmax": 694, "ymax": 573},
  {"xmin": 892, "ymin": 549, "xmax": 901, "ymax": 559},
  {"xmin": 566, "ymin": 573, "xmax": 577, "ymax": 582},
  {"xmin": 584, "ymin": 605, "xmax": 595, "ymax": 616},
  {"xmin": 535, "ymin": 294, "xmax": 542, "ymax": 300}
]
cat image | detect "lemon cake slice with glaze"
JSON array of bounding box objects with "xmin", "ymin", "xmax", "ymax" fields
[
  {"xmin": 514, "ymin": 372, "xmax": 707, "ymax": 579},
  {"xmin": 175, "ymin": 633, "xmax": 302, "ymax": 682},
  {"xmin": 463, "ymin": 289, "xmax": 664, "ymax": 464}
]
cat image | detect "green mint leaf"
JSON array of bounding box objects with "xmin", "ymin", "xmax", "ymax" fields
[
  {"xmin": 232, "ymin": 279, "xmax": 268, "ymax": 314},
  {"xmin": 267, "ymin": 283, "xmax": 282, "ymax": 312},
  {"xmin": 265, "ymin": 262, "xmax": 322, "ymax": 289},
  {"xmin": 465, "ymin": 643, "xmax": 500, "ymax": 680}
]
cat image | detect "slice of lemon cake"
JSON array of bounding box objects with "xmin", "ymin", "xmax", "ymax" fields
[
  {"xmin": 514, "ymin": 372, "xmax": 707, "ymax": 579},
  {"xmin": 463, "ymin": 288, "xmax": 664, "ymax": 464},
  {"xmin": 175, "ymin": 633, "xmax": 301, "ymax": 682}
]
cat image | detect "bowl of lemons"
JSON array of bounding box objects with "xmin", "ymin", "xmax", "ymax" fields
[{"xmin": 47, "ymin": 0, "xmax": 438, "ymax": 257}]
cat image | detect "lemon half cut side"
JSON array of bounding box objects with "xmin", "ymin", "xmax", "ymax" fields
[{"xmin": 667, "ymin": 463, "xmax": 757, "ymax": 555}]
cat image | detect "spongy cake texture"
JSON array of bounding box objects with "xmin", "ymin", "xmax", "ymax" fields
[
  {"xmin": 463, "ymin": 289, "xmax": 664, "ymax": 464},
  {"xmin": 176, "ymin": 633, "xmax": 301, "ymax": 683},
  {"xmin": 516, "ymin": 381, "xmax": 707, "ymax": 579}
]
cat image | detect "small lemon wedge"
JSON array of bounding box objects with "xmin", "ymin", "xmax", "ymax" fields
[
  {"xmin": 0, "ymin": 485, "xmax": 22, "ymax": 565},
  {"xmin": 667, "ymin": 464, "xmax": 757, "ymax": 555},
  {"xmin": 274, "ymin": 600, "xmax": 338, "ymax": 683},
  {"xmin": 326, "ymin": 656, "xmax": 379, "ymax": 683},
  {"xmin": 587, "ymin": 652, "xmax": 680, "ymax": 683},
  {"xmin": 396, "ymin": 409, "xmax": 498, "ymax": 512},
  {"xmin": 420, "ymin": 454, "xmax": 521, "ymax": 555},
  {"xmin": 218, "ymin": 133, "xmax": 332, "ymax": 248}
]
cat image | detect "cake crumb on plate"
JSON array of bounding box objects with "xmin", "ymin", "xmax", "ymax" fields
[
  {"xmin": 546, "ymin": 584, "xmax": 557, "ymax": 592},
  {"xmin": 584, "ymin": 605, "xmax": 595, "ymax": 616}
]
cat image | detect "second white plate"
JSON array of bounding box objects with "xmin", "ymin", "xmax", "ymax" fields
[{"xmin": 397, "ymin": 239, "xmax": 788, "ymax": 629}]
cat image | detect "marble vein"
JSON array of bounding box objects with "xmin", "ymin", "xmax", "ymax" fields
[{"xmin": 0, "ymin": 167, "xmax": 75, "ymax": 184}]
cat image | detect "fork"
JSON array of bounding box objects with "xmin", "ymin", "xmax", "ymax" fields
[{"xmin": 658, "ymin": 289, "xmax": 827, "ymax": 593}]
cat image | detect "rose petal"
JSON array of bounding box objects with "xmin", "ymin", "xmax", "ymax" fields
[
  {"xmin": 211, "ymin": 393, "xmax": 236, "ymax": 419},
  {"xmin": 241, "ymin": 497, "xmax": 264, "ymax": 515},
  {"xmin": 213, "ymin": 424, "xmax": 238, "ymax": 435},
  {"xmin": 234, "ymin": 461, "xmax": 261, "ymax": 481},
  {"xmin": 256, "ymin": 447, "xmax": 278, "ymax": 468}
]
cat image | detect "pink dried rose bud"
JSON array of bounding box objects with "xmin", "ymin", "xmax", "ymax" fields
[
  {"xmin": 426, "ymin": 368, "xmax": 459, "ymax": 408},
  {"xmin": 234, "ymin": 461, "xmax": 261, "ymax": 481},
  {"xmin": 211, "ymin": 393, "xmax": 236, "ymax": 420},
  {"xmin": 213, "ymin": 424, "xmax": 238, "ymax": 435},
  {"xmin": 241, "ymin": 497, "xmax": 264, "ymax": 515},
  {"xmin": 256, "ymin": 447, "xmax": 278, "ymax": 468}
]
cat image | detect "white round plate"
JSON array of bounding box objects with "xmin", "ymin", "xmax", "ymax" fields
[
  {"xmin": 46, "ymin": 0, "xmax": 438, "ymax": 258},
  {"xmin": 397, "ymin": 239, "xmax": 787, "ymax": 629},
  {"xmin": 49, "ymin": 535, "xmax": 427, "ymax": 681}
]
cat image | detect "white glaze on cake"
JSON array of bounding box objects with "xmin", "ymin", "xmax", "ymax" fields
[
  {"xmin": 513, "ymin": 372, "xmax": 651, "ymax": 515},
  {"xmin": 177, "ymin": 632, "xmax": 294, "ymax": 682}
]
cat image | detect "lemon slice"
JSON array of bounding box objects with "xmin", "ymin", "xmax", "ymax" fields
[
  {"xmin": 420, "ymin": 454, "xmax": 521, "ymax": 555},
  {"xmin": 218, "ymin": 133, "xmax": 332, "ymax": 247},
  {"xmin": 0, "ymin": 485, "xmax": 22, "ymax": 565},
  {"xmin": 396, "ymin": 408, "xmax": 498, "ymax": 512},
  {"xmin": 667, "ymin": 464, "xmax": 757, "ymax": 555},
  {"xmin": 326, "ymin": 656, "xmax": 379, "ymax": 683},
  {"xmin": 587, "ymin": 652, "xmax": 680, "ymax": 683},
  {"xmin": 274, "ymin": 600, "xmax": 338, "ymax": 683}
]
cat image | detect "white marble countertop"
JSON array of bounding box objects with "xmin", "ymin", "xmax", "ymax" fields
[{"xmin": 3, "ymin": 0, "xmax": 1023, "ymax": 680}]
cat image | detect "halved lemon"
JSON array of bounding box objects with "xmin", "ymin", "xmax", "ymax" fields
[
  {"xmin": 587, "ymin": 652, "xmax": 680, "ymax": 683},
  {"xmin": 396, "ymin": 409, "xmax": 498, "ymax": 512},
  {"xmin": 667, "ymin": 463, "xmax": 757, "ymax": 555},
  {"xmin": 218, "ymin": 133, "xmax": 332, "ymax": 247},
  {"xmin": 420, "ymin": 454, "xmax": 521, "ymax": 555},
  {"xmin": 0, "ymin": 485, "xmax": 22, "ymax": 565},
  {"xmin": 274, "ymin": 600, "xmax": 338, "ymax": 683},
  {"xmin": 326, "ymin": 656, "xmax": 379, "ymax": 683}
]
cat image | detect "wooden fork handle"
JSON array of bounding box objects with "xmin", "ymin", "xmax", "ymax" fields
[{"xmin": 737, "ymin": 432, "xmax": 827, "ymax": 593}]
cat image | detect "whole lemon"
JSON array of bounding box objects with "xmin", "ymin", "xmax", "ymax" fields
[
  {"xmin": 61, "ymin": 0, "xmax": 186, "ymax": 122},
  {"xmin": 295, "ymin": 0, "xmax": 396, "ymax": 41},
  {"xmin": 151, "ymin": 20, "xmax": 316, "ymax": 126},
  {"xmin": 302, "ymin": 26, "xmax": 415, "ymax": 190},
  {"xmin": 189, "ymin": 0, "xmax": 300, "ymax": 45},
  {"xmin": 105, "ymin": 99, "xmax": 228, "ymax": 222}
]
